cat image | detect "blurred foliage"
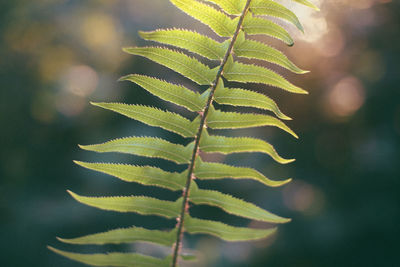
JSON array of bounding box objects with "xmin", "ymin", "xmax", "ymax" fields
[{"xmin": 0, "ymin": 0, "xmax": 399, "ymax": 266}]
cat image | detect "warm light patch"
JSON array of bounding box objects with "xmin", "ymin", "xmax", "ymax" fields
[
  {"xmin": 61, "ymin": 65, "xmax": 99, "ymax": 97},
  {"xmin": 81, "ymin": 13, "xmax": 121, "ymax": 51},
  {"xmin": 326, "ymin": 76, "xmax": 366, "ymax": 118},
  {"xmin": 283, "ymin": 180, "xmax": 324, "ymax": 215}
]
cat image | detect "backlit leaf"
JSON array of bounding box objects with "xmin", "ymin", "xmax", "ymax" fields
[
  {"xmin": 79, "ymin": 136, "xmax": 191, "ymax": 165},
  {"xmin": 123, "ymin": 46, "xmax": 217, "ymax": 85},
  {"xmin": 68, "ymin": 191, "xmax": 182, "ymax": 218},
  {"xmin": 139, "ymin": 29, "xmax": 225, "ymax": 60},
  {"xmin": 74, "ymin": 161, "xmax": 186, "ymax": 191},
  {"xmin": 186, "ymin": 216, "xmax": 277, "ymax": 241}
]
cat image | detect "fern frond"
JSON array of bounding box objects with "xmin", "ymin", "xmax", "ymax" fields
[
  {"xmin": 68, "ymin": 191, "xmax": 182, "ymax": 219},
  {"xmin": 53, "ymin": 0, "xmax": 319, "ymax": 265},
  {"xmin": 57, "ymin": 227, "xmax": 177, "ymax": 246},
  {"xmin": 139, "ymin": 29, "xmax": 225, "ymax": 60},
  {"xmin": 79, "ymin": 136, "xmax": 191, "ymax": 164}
]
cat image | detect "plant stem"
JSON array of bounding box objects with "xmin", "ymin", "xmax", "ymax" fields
[{"xmin": 171, "ymin": 1, "xmax": 252, "ymax": 266}]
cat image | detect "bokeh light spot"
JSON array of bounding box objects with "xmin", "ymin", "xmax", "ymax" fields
[
  {"xmin": 283, "ymin": 180, "xmax": 325, "ymax": 215},
  {"xmin": 61, "ymin": 65, "xmax": 99, "ymax": 97},
  {"xmin": 325, "ymin": 76, "xmax": 366, "ymax": 118}
]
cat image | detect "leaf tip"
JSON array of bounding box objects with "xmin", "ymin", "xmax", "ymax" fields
[
  {"xmin": 284, "ymin": 158, "xmax": 296, "ymax": 164},
  {"xmin": 90, "ymin": 101, "xmax": 101, "ymax": 107},
  {"xmin": 122, "ymin": 47, "xmax": 131, "ymax": 53},
  {"xmin": 78, "ymin": 144, "xmax": 88, "ymax": 150},
  {"xmin": 73, "ymin": 160, "xmax": 85, "ymax": 167},
  {"xmin": 299, "ymin": 69, "xmax": 310, "ymax": 74},
  {"xmin": 47, "ymin": 245, "xmax": 56, "ymax": 252},
  {"xmin": 283, "ymin": 178, "xmax": 293, "ymax": 185},
  {"xmin": 56, "ymin": 236, "xmax": 68, "ymax": 243},
  {"xmin": 118, "ymin": 75, "xmax": 129, "ymax": 82},
  {"xmin": 47, "ymin": 246, "xmax": 64, "ymax": 255},
  {"xmin": 67, "ymin": 190, "xmax": 79, "ymax": 200}
]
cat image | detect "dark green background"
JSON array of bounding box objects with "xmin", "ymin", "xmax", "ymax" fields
[{"xmin": 1, "ymin": 0, "xmax": 399, "ymax": 266}]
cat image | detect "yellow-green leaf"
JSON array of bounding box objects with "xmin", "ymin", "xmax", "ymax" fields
[
  {"xmin": 74, "ymin": 161, "xmax": 186, "ymax": 191},
  {"xmin": 92, "ymin": 102, "xmax": 197, "ymax": 138},
  {"xmin": 68, "ymin": 191, "xmax": 182, "ymax": 219},
  {"xmin": 189, "ymin": 186, "xmax": 291, "ymax": 223},
  {"xmin": 224, "ymin": 58, "xmax": 308, "ymax": 94},
  {"xmin": 213, "ymin": 82, "xmax": 292, "ymax": 120},
  {"xmin": 123, "ymin": 46, "xmax": 217, "ymax": 85},
  {"xmin": 243, "ymin": 14, "xmax": 294, "ymax": 46},
  {"xmin": 170, "ymin": 0, "xmax": 236, "ymax": 37},
  {"xmin": 139, "ymin": 29, "xmax": 225, "ymax": 60},
  {"xmin": 186, "ymin": 216, "xmax": 277, "ymax": 241},
  {"xmin": 48, "ymin": 247, "xmax": 170, "ymax": 267},
  {"xmin": 120, "ymin": 74, "xmax": 205, "ymax": 112},
  {"xmin": 194, "ymin": 160, "xmax": 292, "ymax": 187},
  {"xmin": 292, "ymin": 0, "xmax": 320, "ymax": 11},
  {"xmin": 250, "ymin": 0, "xmax": 303, "ymax": 31},
  {"xmin": 199, "ymin": 133, "xmax": 295, "ymax": 164},
  {"xmin": 203, "ymin": 0, "xmax": 244, "ymax": 15},
  {"xmin": 79, "ymin": 136, "xmax": 191, "ymax": 164},
  {"xmin": 207, "ymin": 108, "xmax": 298, "ymax": 138},
  {"xmin": 234, "ymin": 32, "xmax": 307, "ymax": 74},
  {"xmin": 57, "ymin": 227, "xmax": 177, "ymax": 247}
]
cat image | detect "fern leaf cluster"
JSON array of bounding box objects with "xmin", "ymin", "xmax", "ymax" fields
[{"xmin": 50, "ymin": 0, "xmax": 317, "ymax": 266}]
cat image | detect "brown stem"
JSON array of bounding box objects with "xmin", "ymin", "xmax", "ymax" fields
[{"xmin": 171, "ymin": 1, "xmax": 253, "ymax": 266}]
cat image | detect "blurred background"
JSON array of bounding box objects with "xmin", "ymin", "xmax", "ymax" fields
[{"xmin": 0, "ymin": 0, "xmax": 399, "ymax": 266}]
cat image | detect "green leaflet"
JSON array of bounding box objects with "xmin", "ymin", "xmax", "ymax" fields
[
  {"xmin": 186, "ymin": 216, "xmax": 277, "ymax": 241},
  {"xmin": 79, "ymin": 136, "xmax": 191, "ymax": 164},
  {"xmin": 213, "ymin": 81, "xmax": 292, "ymax": 120},
  {"xmin": 203, "ymin": 0, "xmax": 244, "ymax": 15},
  {"xmin": 224, "ymin": 58, "xmax": 308, "ymax": 94},
  {"xmin": 207, "ymin": 107, "xmax": 298, "ymax": 138},
  {"xmin": 48, "ymin": 247, "xmax": 170, "ymax": 267},
  {"xmin": 292, "ymin": 0, "xmax": 320, "ymax": 10},
  {"xmin": 199, "ymin": 133, "xmax": 295, "ymax": 164},
  {"xmin": 92, "ymin": 102, "xmax": 197, "ymax": 138},
  {"xmin": 120, "ymin": 74, "xmax": 205, "ymax": 112},
  {"xmin": 58, "ymin": 227, "xmax": 177, "ymax": 247},
  {"xmin": 74, "ymin": 161, "xmax": 186, "ymax": 191},
  {"xmin": 68, "ymin": 191, "xmax": 182, "ymax": 219},
  {"xmin": 194, "ymin": 160, "xmax": 292, "ymax": 187},
  {"xmin": 189, "ymin": 186, "xmax": 291, "ymax": 223},
  {"xmin": 139, "ymin": 29, "xmax": 225, "ymax": 60},
  {"xmin": 234, "ymin": 32, "xmax": 308, "ymax": 74},
  {"xmin": 123, "ymin": 46, "xmax": 217, "ymax": 85},
  {"xmin": 170, "ymin": 0, "xmax": 236, "ymax": 37},
  {"xmin": 243, "ymin": 14, "xmax": 294, "ymax": 46},
  {"xmin": 250, "ymin": 0, "xmax": 303, "ymax": 31}
]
